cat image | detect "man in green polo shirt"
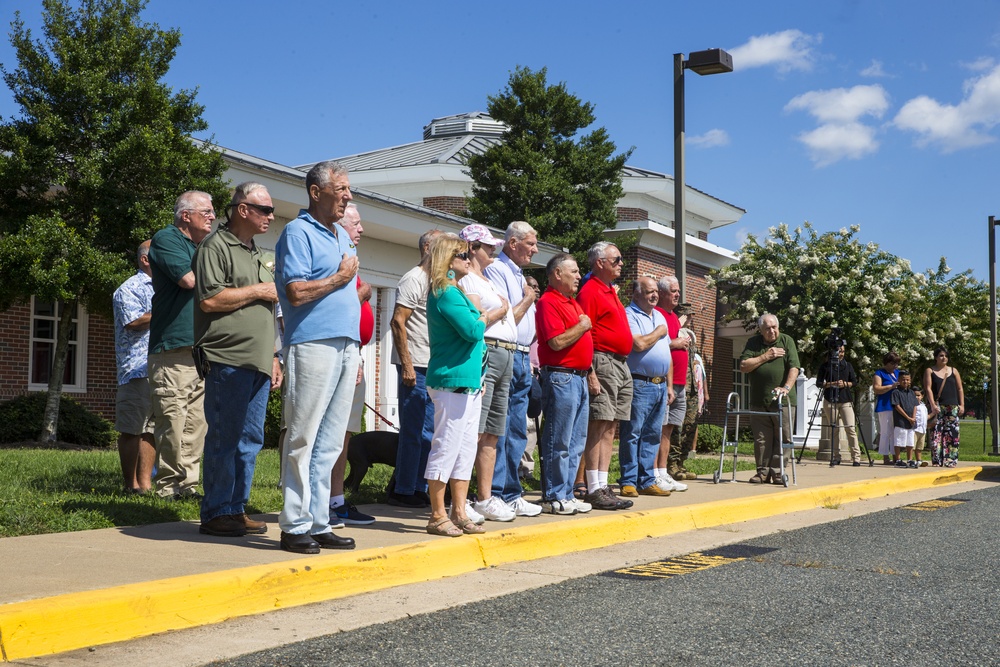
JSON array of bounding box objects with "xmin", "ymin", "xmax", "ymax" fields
[
  {"xmin": 148, "ymin": 191, "xmax": 215, "ymax": 500},
  {"xmin": 193, "ymin": 182, "xmax": 282, "ymax": 537},
  {"xmin": 739, "ymin": 313, "xmax": 799, "ymax": 484}
]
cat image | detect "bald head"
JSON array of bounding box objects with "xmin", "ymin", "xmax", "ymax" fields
[{"xmin": 632, "ymin": 276, "xmax": 659, "ymax": 313}]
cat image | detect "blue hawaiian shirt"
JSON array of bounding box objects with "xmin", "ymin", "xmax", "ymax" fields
[{"xmin": 112, "ymin": 271, "xmax": 154, "ymax": 384}]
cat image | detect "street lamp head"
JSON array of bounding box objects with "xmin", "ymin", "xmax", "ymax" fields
[{"xmin": 684, "ymin": 48, "xmax": 734, "ymax": 75}]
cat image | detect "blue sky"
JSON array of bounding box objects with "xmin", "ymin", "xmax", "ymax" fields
[{"xmin": 3, "ymin": 0, "xmax": 1000, "ymax": 280}]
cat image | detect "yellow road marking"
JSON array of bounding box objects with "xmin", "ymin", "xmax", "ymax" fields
[
  {"xmin": 904, "ymin": 499, "xmax": 966, "ymax": 511},
  {"xmin": 612, "ymin": 552, "xmax": 744, "ymax": 579}
]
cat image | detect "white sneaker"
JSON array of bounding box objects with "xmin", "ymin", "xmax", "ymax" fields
[
  {"xmin": 473, "ymin": 496, "xmax": 516, "ymax": 522},
  {"xmin": 657, "ymin": 473, "xmax": 688, "ymax": 492},
  {"xmin": 568, "ymin": 498, "xmax": 592, "ymax": 513},
  {"xmin": 464, "ymin": 500, "xmax": 486, "ymax": 525},
  {"xmin": 540, "ymin": 499, "xmax": 577, "ymax": 515},
  {"xmin": 508, "ymin": 496, "xmax": 542, "ymax": 517}
]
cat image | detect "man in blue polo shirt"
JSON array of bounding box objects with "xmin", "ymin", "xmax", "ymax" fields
[
  {"xmin": 618, "ymin": 276, "xmax": 686, "ymax": 497},
  {"xmin": 275, "ymin": 161, "xmax": 360, "ymax": 555}
]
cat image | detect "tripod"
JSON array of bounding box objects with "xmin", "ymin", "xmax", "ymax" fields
[{"xmin": 796, "ymin": 351, "xmax": 874, "ymax": 466}]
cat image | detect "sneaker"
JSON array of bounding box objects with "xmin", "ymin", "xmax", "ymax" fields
[
  {"xmin": 920, "ymin": 461, "xmax": 929, "ymax": 467},
  {"xmin": 567, "ymin": 498, "xmax": 592, "ymax": 513},
  {"xmin": 465, "ymin": 500, "xmax": 486, "ymax": 525},
  {"xmin": 907, "ymin": 460, "xmax": 918, "ymax": 469},
  {"xmin": 584, "ymin": 488, "xmax": 620, "ymax": 510},
  {"xmin": 944, "ymin": 460, "xmax": 957, "ymax": 468},
  {"xmin": 473, "ymin": 496, "xmax": 516, "ymax": 522},
  {"xmin": 619, "ymin": 484, "xmax": 639, "ymax": 498},
  {"xmin": 748, "ymin": 473, "xmax": 767, "ymax": 484},
  {"xmin": 540, "ymin": 499, "xmax": 577, "ymax": 515},
  {"xmin": 657, "ymin": 473, "xmax": 688, "ymax": 492},
  {"xmin": 507, "ymin": 496, "xmax": 542, "ymax": 517},
  {"xmin": 330, "ymin": 502, "xmax": 376, "ymax": 526},
  {"xmin": 895, "ymin": 459, "xmax": 908, "ymax": 468},
  {"xmin": 638, "ymin": 484, "xmax": 671, "ymax": 497},
  {"xmin": 602, "ymin": 486, "xmax": 633, "ymax": 510}
]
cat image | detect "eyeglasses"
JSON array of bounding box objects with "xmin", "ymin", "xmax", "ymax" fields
[
  {"xmin": 242, "ymin": 202, "xmax": 275, "ymax": 216},
  {"xmin": 189, "ymin": 208, "xmax": 215, "ymax": 217},
  {"xmin": 454, "ymin": 251, "xmax": 471, "ymax": 261}
]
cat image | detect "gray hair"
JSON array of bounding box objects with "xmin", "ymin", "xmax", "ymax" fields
[
  {"xmin": 136, "ymin": 241, "xmax": 150, "ymax": 265},
  {"xmin": 505, "ymin": 220, "xmax": 536, "ymax": 243},
  {"xmin": 757, "ymin": 313, "xmax": 777, "ymax": 329},
  {"xmin": 173, "ymin": 191, "xmax": 211, "ymax": 223},
  {"xmin": 305, "ymin": 160, "xmax": 348, "ymax": 192},
  {"xmin": 587, "ymin": 241, "xmax": 616, "ymax": 268},
  {"xmin": 546, "ymin": 252, "xmax": 576, "ymax": 276},
  {"xmin": 418, "ymin": 229, "xmax": 444, "ymax": 261},
  {"xmin": 229, "ymin": 181, "xmax": 268, "ymax": 207},
  {"xmin": 657, "ymin": 275, "xmax": 678, "ymax": 292}
]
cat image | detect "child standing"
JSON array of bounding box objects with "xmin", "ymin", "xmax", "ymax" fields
[
  {"xmin": 891, "ymin": 370, "xmax": 919, "ymax": 468},
  {"xmin": 913, "ymin": 387, "xmax": 928, "ymax": 467}
]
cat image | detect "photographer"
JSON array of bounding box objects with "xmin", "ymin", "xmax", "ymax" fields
[{"xmin": 816, "ymin": 342, "xmax": 861, "ymax": 466}]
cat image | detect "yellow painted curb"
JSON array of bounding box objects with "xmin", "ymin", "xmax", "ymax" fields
[{"xmin": 0, "ymin": 466, "xmax": 989, "ymax": 661}]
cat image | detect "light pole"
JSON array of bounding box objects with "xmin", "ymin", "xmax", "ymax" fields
[
  {"xmin": 989, "ymin": 215, "xmax": 1000, "ymax": 454},
  {"xmin": 674, "ymin": 48, "xmax": 733, "ymax": 303}
]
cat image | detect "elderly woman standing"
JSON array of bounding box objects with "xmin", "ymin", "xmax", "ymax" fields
[
  {"xmin": 873, "ymin": 352, "xmax": 900, "ymax": 465},
  {"xmin": 923, "ymin": 345, "xmax": 964, "ymax": 468},
  {"xmin": 424, "ymin": 234, "xmax": 488, "ymax": 537}
]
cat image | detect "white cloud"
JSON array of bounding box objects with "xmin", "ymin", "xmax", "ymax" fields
[
  {"xmin": 687, "ymin": 129, "xmax": 730, "ymax": 148},
  {"xmin": 729, "ymin": 29, "xmax": 821, "ymax": 73},
  {"xmin": 785, "ymin": 85, "xmax": 890, "ymax": 123},
  {"xmin": 784, "ymin": 85, "xmax": 888, "ymax": 166},
  {"xmin": 963, "ymin": 57, "xmax": 996, "ymax": 71},
  {"xmin": 893, "ymin": 63, "xmax": 1000, "ymax": 151},
  {"xmin": 797, "ymin": 123, "xmax": 880, "ymax": 167},
  {"xmin": 860, "ymin": 59, "xmax": 889, "ymax": 78}
]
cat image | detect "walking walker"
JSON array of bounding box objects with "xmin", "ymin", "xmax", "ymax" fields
[{"xmin": 715, "ymin": 391, "xmax": 796, "ymax": 487}]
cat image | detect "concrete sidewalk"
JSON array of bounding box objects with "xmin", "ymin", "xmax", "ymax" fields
[{"xmin": 0, "ymin": 459, "xmax": 996, "ymax": 662}]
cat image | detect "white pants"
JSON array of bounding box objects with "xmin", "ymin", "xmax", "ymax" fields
[
  {"xmin": 877, "ymin": 410, "xmax": 895, "ymax": 456},
  {"xmin": 280, "ymin": 338, "xmax": 360, "ymax": 535},
  {"xmin": 425, "ymin": 389, "xmax": 481, "ymax": 483}
]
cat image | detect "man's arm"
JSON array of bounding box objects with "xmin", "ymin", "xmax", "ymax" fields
[
  {"xmin": 124, "ymin": 313, "xmax": 151, "ymax": 331},
  {"xmin": 546, "ymin": 315, "xmax": 592, "ymax": 351},
  {"xmin": 510, "ymin": 286, "xmax": 536, "ymax": 324},
  {"xmin": 358, "ymin": 279, "xmax": 372, "ymax": 304},
  {"xmin": 631, "ymin": 324, "xmax": 668, "ymax": 353},
  {"xmin": 200, "ymin": 283, "xmax": 278, "ymax": 313},
  {"xmin": 740, "ymin": 346, "xmax": 785, "ymax": 374},
  {"xmin": 285, "ymin": 254, "xmax": 359, "ymax": 306},
  {"xmin": 390, "ymin": 304, "xmax": 416, "ymax": 386}
]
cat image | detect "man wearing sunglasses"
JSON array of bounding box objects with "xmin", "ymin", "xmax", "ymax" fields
[
  {"xmin": 192, "ymin": 182, "xmax": 282, "ymax": 538},
  {"xmin": 274, "ymin": 161, "xmax": 360, "ymax": 554},
  {"xmin": 148, "ymin": 190, "xmax": 216, "ymax": 501}
]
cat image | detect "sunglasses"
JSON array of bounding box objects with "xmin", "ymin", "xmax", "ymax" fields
[
  {"xmin": 242, "ymin": 202, "xmax": 275, "ymax": 216},
  {"xmin": 606, "ymin": 256, "xmax": 624, "ymax": 266},
  {"xmin": 454, "ymin": 251, "xmax": 471, "ymax": 261}
]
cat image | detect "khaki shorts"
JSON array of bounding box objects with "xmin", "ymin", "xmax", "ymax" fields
[
  {"xmin": 115, "ymin": 377, "xmax": 155, "ymax": 435},
  {"xmin": 588, "ymin": 352, "xmax": 633, "ymax": 422}
]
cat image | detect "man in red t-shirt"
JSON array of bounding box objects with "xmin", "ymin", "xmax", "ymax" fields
[
  {"xmin": 329, "ymin": 203, "xmax": 377, "ymax": 526},
  {"xmin": 575, "ymin": 242, "xmax": 634, "ymax": 511},
  {"xmin": 655, "ymin": 275, "xmax": 696, "ymax": 481},
  {"xmin": 534, "ymin": 253, "xmax": 594, "ymax": 515}
]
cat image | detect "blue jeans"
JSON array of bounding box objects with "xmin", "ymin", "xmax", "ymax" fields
[
  {"xmin": 394, "ymin": 365, "xmax": 434, "ymax": 496},
  {"xmin": 539, "ymin": 368, "xmax": 588, "ymax": 502},
  {"xmin": 280, "ymin": 338, "xmax": 360, "ymax": 535},
  {"xmin": 200, "ymin": 363, "xmax": 269, "ymax": 523},
  {"xmin": 492, "ymin": 350, "xmax": 531, "ymax": 502},
  {"xmin": 617, "ymin": 378, "xmax": 666, "ymax": 490}
]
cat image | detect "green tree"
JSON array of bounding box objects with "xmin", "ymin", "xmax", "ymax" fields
[
  {"xmin": 711, "ymin": 224, "xmax": 924, "ymax": 380},
  {"xmin": 466, "ymin": 66, "xmax": 632, "ymax": 258},
  {"xmin": 0, "ymin": 0, "xmax": 228, "ymax": 443}
]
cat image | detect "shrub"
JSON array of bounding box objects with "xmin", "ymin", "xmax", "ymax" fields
[
  {"xmin": 0, "ymin": 393, "xmax": 116, "ymax": 447},
  {"xmin": 696, "ymin": 424, "xmax": 723, "ymax": 452}
]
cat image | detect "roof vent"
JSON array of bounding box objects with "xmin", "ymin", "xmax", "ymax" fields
[{"xmin": 423, "ymin": 112, "xmax": 508, "ymax": 140}]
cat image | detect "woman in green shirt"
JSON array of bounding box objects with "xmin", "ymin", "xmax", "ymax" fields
[{"xmin": 424, "ymin": 234, "xmax": 488, "ymax": 537}]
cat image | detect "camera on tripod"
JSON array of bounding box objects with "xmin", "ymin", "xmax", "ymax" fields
[{"xmin": 825, "ymin": 326, "xmax": 846, "ymax": 361}]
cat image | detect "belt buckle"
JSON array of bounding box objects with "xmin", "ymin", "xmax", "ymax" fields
[{"xmin": 651, "ymin": 376, "xmax": 664, "ymax": 384}]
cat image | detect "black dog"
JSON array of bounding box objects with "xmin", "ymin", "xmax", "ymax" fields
[{"xmin": 344, "ymin": 430, "xmax": 399, "ymax": 493}]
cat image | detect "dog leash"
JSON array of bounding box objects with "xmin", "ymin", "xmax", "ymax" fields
[{"xmin": 364, "ymin": 402, "xmax": 399, "ymax": 431}]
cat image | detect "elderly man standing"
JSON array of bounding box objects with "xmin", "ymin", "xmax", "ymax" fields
[
  {"xmin": 193, "ymin": 182, "xmax": 282, "ymax": 537},
  {"xmin": 148, "ymin": 191, "xmax": 215, "ymax": 500},
  {"xmin": 275, "ymin": 161, "xmax": 360, "ymax": 554},
  {"xmin": 535, "ymin": 253, "xmax": 593, "ymax": 516},
  {"xmin": 112, "ymin": 240, "xmax": 155, "ymax": 494},
  {"xmin": 484, "ymin": 220, "xmax": 540, "ymax": 517},
  {"xmin": 618, "ymin": 276, "xmax": 686, "ymax": 497},
  {"xmin": 388, "ymin": 228, "xmax": 443, "ymax": 508},
  {"xmin": 576, "ymin": 242, "xmax": 633, "ymax": 511},
  {"xmin": 739, "ymin": 313, "xmax": 800, "ymax": 484},
  {"xmin": 655, "ymin": 276, "xmax": 696, "ymax": 484}
]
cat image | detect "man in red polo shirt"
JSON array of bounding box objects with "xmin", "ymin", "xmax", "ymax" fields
[
  {"xmin": 535, "ymin": 253, "xmax": 594, "ymax": 515},
  {"xmin": 656, "ymin": 275, "xmax": 696, "ymax": 482},
  {"xmin": 575, "ymin": 242, "xmax": 634, "ymax": 511}
]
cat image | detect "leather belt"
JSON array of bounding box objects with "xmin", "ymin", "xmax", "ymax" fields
[
  {"xmin": 542, "ymin": 365, "xmax": 589, "ymax": 377},
  {"xmin": 595, "ymin": 350, "xmax": 628, "ymax": 363},
  {"xmin": 631, "ymin": 374, "xmax": 667, "ymax": 384},
  {"xmin": 484, "ymin": 338, "xmax": 517, "ymax": 351}
]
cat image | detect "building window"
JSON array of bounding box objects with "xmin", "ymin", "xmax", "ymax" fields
[
  {"xmin": 732, "ymin": 357, "xmax": 750, "ymax": 408},
  {"xmin": 28, "ymin": 298, "xmax": 88, "ymax": 393}
]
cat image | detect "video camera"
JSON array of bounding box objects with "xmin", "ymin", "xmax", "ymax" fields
[{"xmin": 825, "ymin": 327, "xmax": 846, "ymax": 362}]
